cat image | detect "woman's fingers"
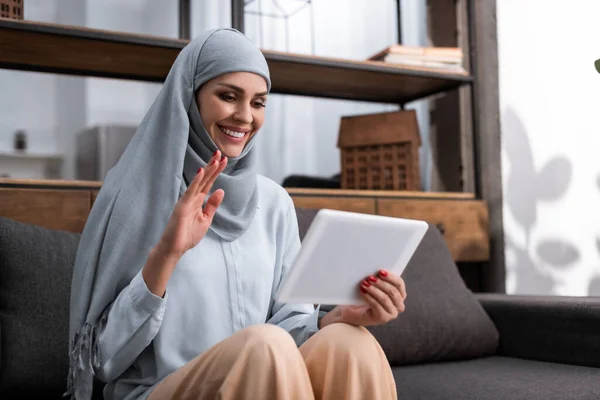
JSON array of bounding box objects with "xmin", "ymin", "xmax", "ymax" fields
[
  {"xmin": 378, "ymin": 270, "xmax": 406, "ymax": 299},
  {"xmin": 195, "ymin": 153, "xmax": 227, "ymax": 196},
  {"xmin": 369, "ymin": 275, "xmax": 405, "ymax": 312},
  {"xmin": 201, "ymin": 156, "xmax": 227, "ymax": 195},
  {"xmin": 182, "ymin": 151, "xmax": 220, "ymax": 202},
  {"xmin": 360, "ymin": 278, "xmax": 397, "ymax": 317},
  {"xmin": 193, "ymin": 150, "xmax": 220, "ymax": 195},
  {"xmin": 202, "ymin": 189, "xmax": 225, "ymax": 219},
  {"xmin": 359, "ymin": 287, "xmax": 388, "ymax": 320},
  {"xmin": 181, "ymin": 165, "xmax": 206, "ymax": 204}
]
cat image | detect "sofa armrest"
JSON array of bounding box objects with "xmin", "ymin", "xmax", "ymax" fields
[{"xmin": 475, "ymin": 293, "xmax": 600, "ymax": 368}]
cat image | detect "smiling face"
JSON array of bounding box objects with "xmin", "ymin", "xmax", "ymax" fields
[{"xmin": 196, "ymin": 72, "xmax": 268, "ymax": 158}]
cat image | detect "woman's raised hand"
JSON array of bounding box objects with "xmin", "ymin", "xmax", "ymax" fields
[{"xmin": 155, "ymin": 150, "xmax": 227, "ymax": 259}]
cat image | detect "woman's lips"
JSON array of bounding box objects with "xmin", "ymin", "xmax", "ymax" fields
[{"xmin": 217, "ymin": 125, "xmax": 249, "ymax": 142}]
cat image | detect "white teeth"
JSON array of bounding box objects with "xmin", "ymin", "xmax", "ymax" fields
[{"xmin": 220, "ymin": 127, "xmax": 246, "ymax": 138}]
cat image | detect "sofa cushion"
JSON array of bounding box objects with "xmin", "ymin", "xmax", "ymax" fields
[
  {"xmin": 295, "ymin": 207, "xmax": 499, "ymax": 366},
  {"xmin": 391, "ymin": 356, "xmax": 600, "ymax": 400},
  {"xmin": 0, "ymin": 217, "xmax": 80, "ymax": 397}
]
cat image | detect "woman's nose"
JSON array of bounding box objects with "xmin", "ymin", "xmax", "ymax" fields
[{"xmin": 233, "ymin": 104, "xmax": 252, "ymax": 124}]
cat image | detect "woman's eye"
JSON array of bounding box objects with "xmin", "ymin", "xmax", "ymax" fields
[
  {"xmin": 220, "ymin": 93, "xmax": 236, "ymax": 102},
  {"xmin": 252, "ymin": 101, "xmax": 266, "ymax": 108}
]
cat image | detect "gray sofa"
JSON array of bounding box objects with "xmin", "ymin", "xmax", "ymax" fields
[{"xmin": 1, "ymin": 208, "xmax": 600, "ymax": 399}]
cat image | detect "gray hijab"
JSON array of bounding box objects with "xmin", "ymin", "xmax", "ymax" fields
[{"xmin": 66, "ymin": 28, "xmax": 271, "ymax": 399}]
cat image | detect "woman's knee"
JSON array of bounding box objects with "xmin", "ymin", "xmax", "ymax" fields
[
  {"xmin": 236, "ymin": 324, "xmax": 298, "ymax": 354},
  {"xmin": 306, "ymin": 322, "xmax": 381, "ymax": 359}
]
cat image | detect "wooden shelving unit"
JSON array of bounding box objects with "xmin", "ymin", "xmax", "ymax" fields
[
  {"xmin": 0, "ymin": 0, "xmax": 504, "ymax": 292},
  {"xmin": 0, "ymin": 18, "xmax": 470, "ymax": 103}
]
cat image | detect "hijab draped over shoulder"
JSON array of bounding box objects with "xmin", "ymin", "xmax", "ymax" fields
[{"xmin": 66, "ymin": 28, "xmax": 271, "ymax": 399}]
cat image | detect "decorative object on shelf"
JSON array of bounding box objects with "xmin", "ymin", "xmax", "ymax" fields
[
  {"xmin": 337, "ymin": 110, "xmax": 421, "ymax": 191},
  {"xmin": 13, "ymin": 130, "xmax": 27, "ymax": 151},
  {"xmin": 369, "ymin": 44, "xmax": 466, "ymax": 74},
  {"xmin": 0, "ymin": 0, "xmax": 23, "ymax": 20}
]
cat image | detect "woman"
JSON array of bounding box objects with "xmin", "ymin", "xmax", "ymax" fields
[{"xmin": 67, "ymin": 28, "xmax": 405, "ymax": 400}]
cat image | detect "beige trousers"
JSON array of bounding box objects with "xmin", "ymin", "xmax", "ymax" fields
[{"xmin": 148, "ymin": 323, "xmax": 397, "ymax": 400}]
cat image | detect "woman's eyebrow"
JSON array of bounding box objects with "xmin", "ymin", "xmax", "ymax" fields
[{"xmin": 217, "ymin": 83, "xmax": 268, "ymax": 96}]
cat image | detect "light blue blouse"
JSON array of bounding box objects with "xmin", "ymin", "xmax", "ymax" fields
[{"xmin": 95, "ymin": 175, "xmax": 320, "ymax": 400}]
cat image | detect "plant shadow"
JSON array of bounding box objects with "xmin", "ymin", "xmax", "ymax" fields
[{"xmin": 503, "ymin": 107, "xmax": 579, "ymax": 293}]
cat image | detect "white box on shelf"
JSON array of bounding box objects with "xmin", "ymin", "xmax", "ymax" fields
[{"xmin": 0, "ymin": 151, "xmax": 63, "ymax": 179}]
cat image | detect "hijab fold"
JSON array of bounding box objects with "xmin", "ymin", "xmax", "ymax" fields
[{"xmin": 66, "ymin": 28, "xmax": 271, "ymax": 399}]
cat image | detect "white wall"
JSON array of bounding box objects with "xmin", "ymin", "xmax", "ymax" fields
[
  {"xmin": 0, "ymin": 0, "xmax": 59, "ymax": 153},
  {"xmin": 498, "ymin": 0, "xmax": 600, "ymax": 295},
  {"xmin": 85, "ymin": 0, "xmax": 173, "ymax": 128}
]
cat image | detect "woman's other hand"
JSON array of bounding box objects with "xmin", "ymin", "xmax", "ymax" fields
[{"xmin": 319, "ymin": 270, "xmax": 406, "ymax": 328}]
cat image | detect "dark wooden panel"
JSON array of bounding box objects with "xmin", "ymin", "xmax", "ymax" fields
[
  {"xmin": 470, "ymin": 0, "xmax": 505, "ymax": 291},
  {"xmin": 0, "ymin": 19, "xmax": 472, "ymax": 103},
  {"xmin": 457, "ymin": 0, "xmax": 476, "ymax": 194},
  {"xmin": 427, "ymin": 0, "xmax": 472, "ymax": 193},
  {"xmin": 0, "ymin": 187, "xmax": 91, "ymax": 232},
  {"xmin": 377, "ymin": 198, "xmax": 489, "ymax": 262}
]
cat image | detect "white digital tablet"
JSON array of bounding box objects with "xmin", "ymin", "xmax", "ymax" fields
[{"xmin": 275, "ymin": 209, "xmax": 429, "ymax": 305}]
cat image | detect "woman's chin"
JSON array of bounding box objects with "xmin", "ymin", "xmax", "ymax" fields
[
  {"xmin": 216, "ymin": 143, "xmax": 243, "ymax": 159},
  {"xmin": 213, "ymin": 133, "xmax": 248, "ymax": 158}
]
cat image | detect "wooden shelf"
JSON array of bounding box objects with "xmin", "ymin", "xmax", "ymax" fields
[
  {"xmin": 286, "ymin": 188, "xmax": 489, "ymax": 263},
  {"xmin": 0, "ymin": 179, "xmax": 489, "ymax": 262},
  {"xmin": 0, "ymin": 179, "xmax": 473, "ymax": 198},
  {"xmin": 0, "ymin": 150, "xmax": 63, "ymax": 160},
  {"xmin": 0, "ymin": 18, "xmax": 472, "ymax": 103},
  {"xmin": 286, "ymin": 188, "xmax": 475, "ymax": 200},
  {"xmin": 0, "ymin": 177, "xmax": 102, "ymax": 189}
]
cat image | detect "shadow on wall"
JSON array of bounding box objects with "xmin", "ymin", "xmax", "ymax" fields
[
  {"xmin": 592, "ymin": 176, "xmax": 600, "ymax": 295},
  {"xmin": 503, "ymin": 107, "xmax": 586, "ymax": 294}
]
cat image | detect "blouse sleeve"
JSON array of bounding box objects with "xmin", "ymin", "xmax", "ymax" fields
[
  {"xmin": 94, "ymin": 270, "xmax": 168, "ymax": 382},
  {"xmin": 266, "ymin": 195, "xmax": 321, "ymax": 345}
]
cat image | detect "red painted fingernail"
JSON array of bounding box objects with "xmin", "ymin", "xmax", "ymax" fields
[
  {"xmin": 213, "ymin": 150, "xmax": 218, "ymax": 157},
  {"xmin": 220, "ymin": 155, "xmax": 226, "ymax": 161},
  {"xmin": 362, "ymin": 280, "xmax": 371, "ymax": 288},
  {"xmin": 360, "ymin": 287, "xmax": 368, "ymax": 294},
  {"xmin": 211, "ymin": 159, "xmax": 217, "ymax": 165},
  {"xmin": 197, "ymin": 167, "xmax": 203, "ymax": 173},
  {"xmin": 379, "ymin": 270, "xmax": 388, "ymax": 277},
  {"xmin": 368, "ymin": 275, "xmax": 377, "ymax": 283}
]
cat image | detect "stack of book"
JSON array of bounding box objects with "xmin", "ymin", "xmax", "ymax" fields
[{"xmin": 368, "ymin": 45, "xmax": 465, "ymax": 73}]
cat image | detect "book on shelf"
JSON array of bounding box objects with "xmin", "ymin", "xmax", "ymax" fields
[{"xmin": 368, "ymin": 45, "xmax": 466, "ymax": 74}]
